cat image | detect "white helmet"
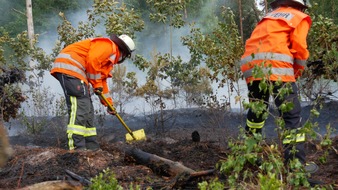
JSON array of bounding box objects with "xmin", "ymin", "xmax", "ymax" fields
[
  {"xmin": 270, "ymin": 0, "xmax": 311, "ymax": 9},
  {"xmin": 118, "ymin": 34, "xmax": 135, "ymax": 52},
  {"xmin": 110, "ymin": 34, "xmax": 135, "ymax": 63},
  {"xmin": 292, "ymin": 0, "xmax": 311, "ymax": 7}
]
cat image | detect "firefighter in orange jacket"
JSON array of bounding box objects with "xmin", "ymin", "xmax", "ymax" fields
[
  {"xmin": 51, "ymin": 34, "xmax": 135, "ymax": 151},
  {"xmin": 240, "ymin": 0, "xmax": 311, "ymax": 164}
]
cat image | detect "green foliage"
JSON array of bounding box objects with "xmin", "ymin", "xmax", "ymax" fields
[
  {"xmin": 307, "ymin": 14, "xmax": 338, "ymax": 81},
  {"xmin": 0, "ymin": 84, "xmax": 25, "ymax": 122},
  {"xmin": 90, "ymin": 1, "xmax": 145, "ymax": 37},
  {"xmin": 183, "ymin": 8, "xmax": 243, "ymax": 85},
  {"xmin": 155, "ymin": 53, "xmax": 213, "ymax": 106},
  {"xmin": 55, "ymin": 0, "xmax": 145, "ymax": 49},
  {"xmin": 181, "ymin": 7, "xmax": 244, "ymax": 109},
  {"xmin": 0, "ymin": 30, "xmax": 52, "ymax": 122},
  {"xmin": 209, "ymin": 73, "xmax": 333, "ymax": 188},
  {"xmin": 258, "ymin": 173, "xmax": 283, "ymax": 190},
  {"xmin": 18, "ymin": 87, "xmax": 60, "ymax": 135},
  {"xmin": 216, "ymin": 131, "xmax": 264, "ymax": 188},
  {"xmin": 133, "ymin": 48, "xmax": 213, "ymax": 114},
  {"xmin": 226, "ymin": 0, "xmax": 261, "ymax": 40},
  {"xmin": 302, "ymin": 100, "xmax": 334, "ymax": 166},
  {"xmin": 19, "ymin": 114, "xmax": 46, "ymax": 135},
  {"xmin": 0, "ymin": 0, "xmax": 91, "ymax": 37},
  {"xmin": 311, "ymin": 0, "xmax": 338, "ymax": 25},
  {"xmin": 87, "ymin": 168, "xmax": 124, "ymax": 190},
  {"xmin": 212, "ymin": 129, "xmax": 314, "ymax": 189},
  {"xmin": 134, "ymin": 52, "xmax": 176, "ymax": 114},
  {"xmin": 286, "ymin": 158, "xmax": 309, "ymax": 187},
  {"xmin": 146, "ymin": 0, "xmax": 187, "ymax": 28},
  {"xmin": 301, "ymin": 7, "xmax": 338, "ymax": 101},
  {"xmin": 198, "ymin": 178, "xmax": 225, "ymax": 190}
]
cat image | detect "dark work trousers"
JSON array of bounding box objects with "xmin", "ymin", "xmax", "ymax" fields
[
  {"xmin": 246, "ymin": 81, "xmax": 306, "ymax": 164},
  {"xmin": 56, "ymin": 73, "xmax": 99, "ymax": 150}
]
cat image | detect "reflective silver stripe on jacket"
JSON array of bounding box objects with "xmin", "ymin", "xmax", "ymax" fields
[
  {"xmin": 87, "ymin": 73, "xmax": 101, "ymax": 80},
  {"xmin": 110, "ymin": 54, "xmax": 116, "ymax": 60},
  {"xmin": 53, "ymin": 62, "xmax": 87, "ymax": 79},
  {"xmin": 241, "ymin": 52, "xmax": 294, "ymax": 65},
  {"xmin": 56, "ymin": 53, "xmax": 86, "ymax": 71},
  {"xmin": 104, "ymin": 92, "xmax": 111, "ymax": 99},
  {"xmin": 265, "ymin": 12, "xmax": 295, "ymax": 20},
  {"xmin": 294, "ymin": 59, "xmax": 307, "ymax": 67},
  {"xmin": 243, "ymin": 67, "xmax": 294, "ymax": 79}
]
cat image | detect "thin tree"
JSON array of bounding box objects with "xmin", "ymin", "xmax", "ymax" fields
[
  {"xmin": 26, "ymin": 0, "xmax": 34, "ymax": 49},
  {"xmin": 238, "ymin": 0, "xmax": 244, "ymax": 43}
]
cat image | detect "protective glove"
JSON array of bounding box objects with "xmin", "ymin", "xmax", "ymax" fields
[
  {"xmin": 94, "ymin": 87, "xmax": 103, "ymax": 95},
  {"xmin": 307, "ymin": 60, "xmax": 325, "ymax": 76},
  {"xmin": 98, "ymin": 96, "xmax": 113, "ymax": 107},
  {"xmin": 107, "ymin": 106, "xmax": 117, "ymax": 115}
]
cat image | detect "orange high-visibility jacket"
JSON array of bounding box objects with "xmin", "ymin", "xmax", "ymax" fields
[
  {"xmin": 51, "ymin": 37, "xmax": 120, "ymax": 104},
  {"xmin": 240, "ymin": 7, "xmax": 312, "ymax": 83}
]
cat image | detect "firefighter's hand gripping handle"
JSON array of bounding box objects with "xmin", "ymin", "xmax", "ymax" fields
[{"xmin": 95, "ymin": 89, "xmax": 116, "ymax": 114}]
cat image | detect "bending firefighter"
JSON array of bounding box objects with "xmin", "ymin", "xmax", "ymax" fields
[
  {"xmin": 50, "ymin": 34, "xmax": 135, "ymax": 151},
  {"xmin": 241, "ymin": 0, "xmax": 312, "ymax": 165}
]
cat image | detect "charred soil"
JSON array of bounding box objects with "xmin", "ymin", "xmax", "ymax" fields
[{"xmin": 1, "ymin": 106, "xmax": 338, "ymax": 189}]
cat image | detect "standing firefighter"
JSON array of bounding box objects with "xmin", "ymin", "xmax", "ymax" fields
[
  {"xmin": 51, "ymin": 34, "xmax": 135, "ymax": 151},
  {"xmin": 241, "ymin": 0, "xmax": 314, "ymax": 168}
]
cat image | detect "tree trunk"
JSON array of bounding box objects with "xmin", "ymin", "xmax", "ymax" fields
[
  {"xmin": 264, "ymin": 0, "xmax": 268, "ymax": 13},
  {"xmin": 0, "ymin": 122, "xmax": 11, "ymax": 167},
  {"xmin": 125, "ymin": 147, "xmax": 196, "ymax": 177},
  {"xmin": 251, "ymin": 0, "xmax": 261, "ymax": 23},
  {"xmin": 238, "ymin": 0, "xmax": 244, "ymax": 44},
  {"xmin": 26, "ymin": 0, "xmax": 34, "ymax": 48}
]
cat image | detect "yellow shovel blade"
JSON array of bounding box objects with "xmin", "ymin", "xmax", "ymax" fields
[{"xmin": 125, "ymin": 129, "xmax": 146, "ymax": 142}]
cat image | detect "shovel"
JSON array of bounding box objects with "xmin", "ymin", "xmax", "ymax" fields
[{"xmin": 98, "ymin": 93, "xmax": 146, "ymax": 142}]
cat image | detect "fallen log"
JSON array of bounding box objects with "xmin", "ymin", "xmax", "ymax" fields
[
  {"xmin": 169, "ymin": 169, "xmax": 216, "ymax": 189},
  {"xmin": 125, "ymin": 147, "xmax": 196, "ymax": 177},
  {"xmin": 190, "ymin": 169, "xmax": 215, "ymax": 177},
  {"xmin": 65, "ymin": 169, "xmax": 92, "ymax": 186}
]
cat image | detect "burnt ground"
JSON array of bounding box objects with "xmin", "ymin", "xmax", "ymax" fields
[{"xmin": 0, "ymin": 102, "xmax": 338, "ymax": 190}]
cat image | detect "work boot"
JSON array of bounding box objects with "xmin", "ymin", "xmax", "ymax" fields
[
  {"xmin": 307, "ymin": 178, "xmax": 324, "ymax": 187},
  {"xmin": 304, "ymin": 162, "xmax": 319, "ymax": 174},
  {"xmin": 305, "ymin": 162, "xmax": 324, "ymax": 187},
  {"xmin": 85, "ymin": 136, "xmax": 100, "ymax": 151}
]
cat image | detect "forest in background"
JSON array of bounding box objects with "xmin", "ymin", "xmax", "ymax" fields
[{"xmin": 0, "ymin": 0, "xmax": 337, "ymax": 189}]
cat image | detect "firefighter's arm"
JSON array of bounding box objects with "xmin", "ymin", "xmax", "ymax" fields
[
  {"xmin": 290, "ymin": 19, "xmax": 311, "ymax": 79},
  {"xmin": 102, "ymin": 79, "xmax": 113, "ymax": 106},
  {"xmin": 87, "ymin": 40, "xmax": 114, "ymax": 89}
]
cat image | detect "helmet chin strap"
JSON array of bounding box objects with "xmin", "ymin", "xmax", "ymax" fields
[
  {"xmin": 117, "ymin": 56, "xmax": 126, "ymax": 64},
  {"xmin": 117, "ymin": 52, "xmax": 130, "ymax": 64}
]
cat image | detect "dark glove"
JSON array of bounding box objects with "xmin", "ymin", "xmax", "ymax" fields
[
  {"xmin": 307, "ymin": 60, "xmax": 323, "ymax": 67},
  {"xmin": 94, "ymin": 87, "xmax": 103, "ymax": 95},
  {"xmin": 107, "ymin": 107, "xmax": 117, "ymax": 115}
]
